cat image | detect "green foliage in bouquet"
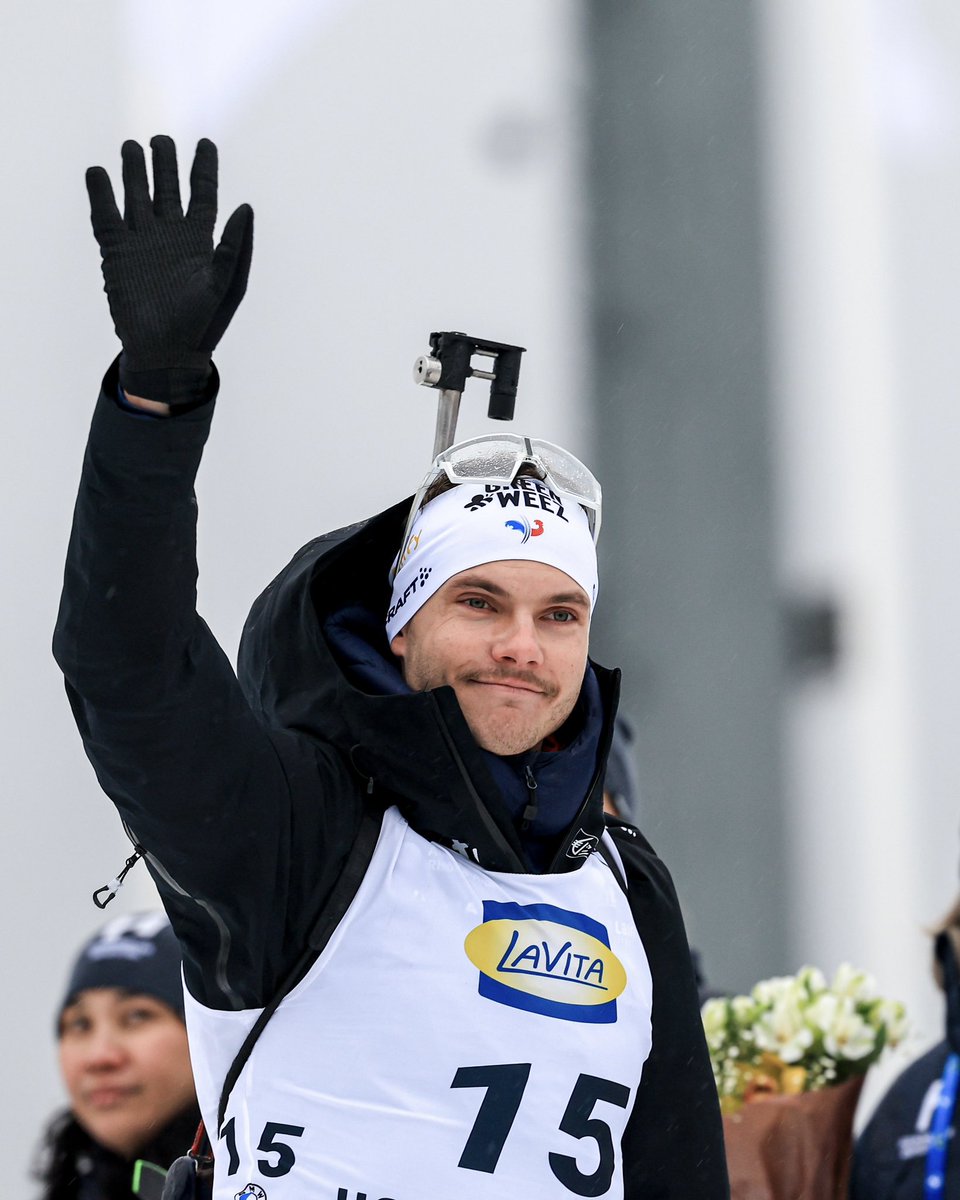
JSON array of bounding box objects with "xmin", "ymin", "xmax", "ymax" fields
[{"xmin": 702, "ymin": 964, "xmax": 907, "ymax": 1114}]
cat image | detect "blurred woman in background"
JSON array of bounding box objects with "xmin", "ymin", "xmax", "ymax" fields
[
  {"xmin": 850, "ymin": 895, "xmax": 960, "ymax": 1199},
  {"xmin": 34, "ymin": 912, "xmax": 200, "ymax": 1199}
]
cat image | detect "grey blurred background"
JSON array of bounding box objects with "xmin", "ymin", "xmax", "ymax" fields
[{"xmin": 4, "ymin": 0, "xmax": 960, "ymax": 1185}]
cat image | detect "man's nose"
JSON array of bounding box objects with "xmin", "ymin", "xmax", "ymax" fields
[{"xmin": 491, "ymin": 614, "xmax": 544, "ymax": 666}]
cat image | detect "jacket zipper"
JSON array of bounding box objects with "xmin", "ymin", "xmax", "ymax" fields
[
  {"xmin": 93, "ymin": 821, "xmax": 244, "ymax": 1008},
  {"xmin": 521, "ymin": 765, "xmax": 539, "ymax": 831},
  {"xmin": 429, "ymin": 693, "xmax": 527, "ymax": 870},
  {"xmin": 546, "ymin": 670, "xmax": 622, "ymax": 873},
  {"xmin": 141, "ymin": 847, "xmax": 244, "ymax": 1009}
]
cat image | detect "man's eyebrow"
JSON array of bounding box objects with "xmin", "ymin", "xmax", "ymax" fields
[
  {"xmin": 548, "ymin": 591, "xmax": 590, "ymax": 608},
  {"xmin": 447, "ymin": 575, "xmax": 508, "ymax": 596},
  {"xmin": 448, "ymin": 575, "xmax": 589, "ymax": 607}
]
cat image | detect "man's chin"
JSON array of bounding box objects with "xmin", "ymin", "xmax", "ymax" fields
[
  {"xmin": 462, "ymin": 711, "xmax": 549, "ymax": 756},
  {"xmin": 475, "ymin": 732, "xmax": 544, "ymax": 756},
  {"xmin": 454, "ymin": 687, "xmax": 575, "ymax": 756}
]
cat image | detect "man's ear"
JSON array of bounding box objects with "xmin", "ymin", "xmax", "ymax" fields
[{"xmin": 390, "ymin": 629, "xmax": 406, "ymax": 661}]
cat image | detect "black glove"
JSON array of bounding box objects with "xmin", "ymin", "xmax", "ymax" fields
[{"xmin": 86, "ymin": 135, "xmax": 254, "ymax": 408}]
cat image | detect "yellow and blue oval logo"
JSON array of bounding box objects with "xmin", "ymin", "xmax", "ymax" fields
[{"xmin": 465, "ymin": 901, "xmax": 627, "ymax": 1023}]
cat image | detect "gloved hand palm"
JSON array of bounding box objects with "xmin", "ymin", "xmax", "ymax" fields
[{"xmin": 86, "ymin": 135, "xmax": 253, "ymax": 407}]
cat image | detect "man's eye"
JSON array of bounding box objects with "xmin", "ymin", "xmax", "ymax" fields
[
  {"xmin": 463, "ymin": 597, "xmax": 491, "ymax": 610},
  {"xmin": 548, "ymin": 610, "xmax": 576, "ymax": 623}
]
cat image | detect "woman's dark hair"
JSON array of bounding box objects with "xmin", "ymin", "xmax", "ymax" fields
[
  {"xmin": 33, "ymin": 1104, "xmax": 201, "ymax": 1199},
  {"xmin": 33, "ymin": 1111, "xmax": 88, "ymax": 1200},
  {"xmin": 932, "ymin": 894, "xmax": 960, "ymax": 992}
]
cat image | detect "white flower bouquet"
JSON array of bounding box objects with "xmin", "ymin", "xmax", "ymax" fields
[
  {"xmin": 702, "ymin": 963, "xmax": 907, "ymax": 1113},
  {"xmin": 703, "ymin": 964, "xmax": 907, "ymax": 1200}
]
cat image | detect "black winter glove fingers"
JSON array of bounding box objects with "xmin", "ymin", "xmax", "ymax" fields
[
  {"xmin": 149, "ymin": 134, "xmax": 184, "ymax": 221},
  {"xmin": 206, "ymin": 202, "xmax": 255, "ymax": 352},
  {"xmin": 120, "ymin": 138, "xmax": 153, "ymax": 229},
  {"xmin": 86, "ymin": 134, "xmax": 254, "ymax": 408},
  {"xmin": 85, "ymin": 166, "xmax": 122, "ymax": 245},
  {"xmin": 186, "ymin": 136, "xmax": 218, "ymax": 227}
]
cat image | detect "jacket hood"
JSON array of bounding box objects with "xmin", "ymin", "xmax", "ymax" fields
[{"xmin": 237, "ymin": 500, "xmax": 620, "ymax": 872}]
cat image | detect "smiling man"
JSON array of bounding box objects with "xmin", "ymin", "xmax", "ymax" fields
[
  {"xmin": 54, "ymin": 136, "xmax": 728, "ymax": 1199},
  {"xmin": 386, "ymin": 473, "xmax": 598, "ymax": 760},
  {"xmin": 392, "ymin": 561, "xmax": 585, "ymax": 754}
]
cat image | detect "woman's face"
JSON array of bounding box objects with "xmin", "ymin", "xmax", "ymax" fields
[{"xmin": 58, "ymin": 987, "xmax": 195, "ymax": 1159}]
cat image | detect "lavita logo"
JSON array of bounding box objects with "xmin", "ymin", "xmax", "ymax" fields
[{"xmin": 464, "ymin": 901, "xmax": 627, "ymax": 1023}]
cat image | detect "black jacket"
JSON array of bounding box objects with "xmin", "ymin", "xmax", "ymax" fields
[
  {"xmin": 849, "ymin": 1040, "xmax": 958, "ymax": 1200},
  {"xmin": 54, "ymin": 360, "xmax": 729, "ymax": 1197},
  {"xmin": 851, "ymin": 933, "xmax": 960, "ymax": 1199},
  {"xmin": 34, "ymin": 1105, "xmax": 201, "ymax": 1199}
]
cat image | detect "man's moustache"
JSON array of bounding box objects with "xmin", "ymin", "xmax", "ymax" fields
[{"xmin": 459, "ymin": 669, "xmax": 559, "ymax": 698}]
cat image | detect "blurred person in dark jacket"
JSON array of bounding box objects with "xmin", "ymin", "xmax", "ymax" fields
[
  {"xmin": 601, "ymin": 712, "xmax": 642, "ymax": 826},
  {"xmin": 34, "ymin": 913, "xmax": 200, "ymax": 1200},
  {"xmin": 849, "ymin": 895, "xmax": 960, "ymax": 1200},
  {"xmin": 603, "ymin": 712, "xmax": 714, "ymax": 1007}
]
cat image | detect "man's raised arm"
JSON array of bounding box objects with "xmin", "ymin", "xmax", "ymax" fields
[{"xmin": 53, "ymin": 138, "xmax": 328, "ymax": 1008}]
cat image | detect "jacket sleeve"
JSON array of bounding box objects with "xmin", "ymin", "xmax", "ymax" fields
[
  {"xmin": 53, "ymin": 361, "xmax": 361, "ymax": 1010},
  {"xmin": 614, "ymin": 829, "xmax": 730, "ymax": 1198}
]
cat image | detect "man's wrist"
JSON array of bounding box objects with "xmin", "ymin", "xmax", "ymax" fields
[
  {"xmin": 122, "ymin": 391, "xmax": 172, "ymax": 416},
  {"xmin": 118, "ymin": 354, "xmax": 214, "ymax": 410},
  {"xmin": 106, "ymin": 355, "xmax": 220, "ymax": 420}
]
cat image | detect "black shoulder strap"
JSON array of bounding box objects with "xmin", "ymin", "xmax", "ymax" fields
[{"xmin": 215, "ymin": 802, "xmax": 384, "ymax": 1131}]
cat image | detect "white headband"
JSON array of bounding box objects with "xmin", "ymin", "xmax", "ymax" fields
[{"xmin": 386, "ymin": 479, "xmax": 598, "ymax": 641}]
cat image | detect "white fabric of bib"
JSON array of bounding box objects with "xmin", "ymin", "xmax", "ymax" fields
[
  {"xmin": 386, "ymin": 480, "xmax": 599, "ymax": 641},
  {"xmin": 184, "ymin": 807, "xmax": 652, "ymax": 1200}
]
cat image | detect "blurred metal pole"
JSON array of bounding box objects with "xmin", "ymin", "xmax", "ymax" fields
[{"xmin": 582, "ymin": 0, "xmax": 788, "ymax": 993}]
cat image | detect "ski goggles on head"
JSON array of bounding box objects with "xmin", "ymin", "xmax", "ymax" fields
[{"xmin": 392, "ymin": 434, "xmax": 602, "ymax": 582}]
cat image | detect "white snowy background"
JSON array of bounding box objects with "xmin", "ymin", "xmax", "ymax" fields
[{"xmin": 3, "ymin": 0, "xmax": 960, "ymax": 1185}]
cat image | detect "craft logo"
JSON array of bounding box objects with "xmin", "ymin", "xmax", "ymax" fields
[
  {"xmin": 505, "ymin": 518, "xmax": 544, "ymax": 543},
  {"xmin": 464, "ymin": 901, "xmax": 626, "ymax": 1023},
  {"xmin": 566, "ymin": 830, "xmax": 599, "ymax": 859},
  {"xmin": 387, "ymin": 565, "xmax": 433, "ymax": 623},
  {"xmin": 463, "ymin": 477, "xmax": 569, "ymax": 524}
]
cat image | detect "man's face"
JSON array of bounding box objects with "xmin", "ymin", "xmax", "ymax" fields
[{"xmin": 390, "ymin": 559, "xmax": 590, "ymax": 756}]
